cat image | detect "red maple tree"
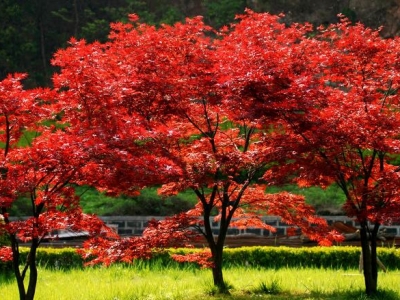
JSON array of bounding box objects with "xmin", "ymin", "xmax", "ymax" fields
[
  {"xmin": 51, "ymin": 15, "xmax": 341, "ymax": 292},
  {"xmin": 218, "ymin": 11, "xmax": 400, "ymax": 295},
  {"xmin": 0, "ymin": 74, "xmax": 113, "ymax": 300}
]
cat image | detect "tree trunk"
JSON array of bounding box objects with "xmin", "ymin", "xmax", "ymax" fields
[
  {"xmin": 11, "ymin": 236, "xmax": 39, "ymax": 300},
  {"xmin": 11, "ymin": 239, "xmax": 26, "ymax": 300},
  {"xmin": 73, "ymin": 0, "xmax": 79, "ymax": 37},
  {"xmin": 359, "ymin": 223, "xmax": 378, "ymax": 295},
  {"xmin": 35, "ymin": 0, "xmax": 48, "ymax": 83},
  {"xmin": 211, "ymin": 244, "xmax": 228, "ymax": 293},
  {"xmin": 26, "ymin": 242, "xmax": 39, "ymax": 300},
  {"xmin": 202, "ymin": 213, "xmax": 229, "ymax": 293}
]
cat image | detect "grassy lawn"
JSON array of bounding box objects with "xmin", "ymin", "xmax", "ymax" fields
[{"xmin": 0, "ymin": 264, "xmax": 399, "ymax": 300}]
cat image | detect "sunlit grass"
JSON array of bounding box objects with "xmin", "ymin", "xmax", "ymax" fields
[{"xmin": 1, "ymin": 264, "xmax": 399, "ymax": 299}]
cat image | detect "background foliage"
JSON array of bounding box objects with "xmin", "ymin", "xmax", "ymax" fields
[
  {"xmin": 8, "ymin": 185, "xmax": 344, "ymax": 216},
  {"xmin": 1, "ymin": 0, "xmax": 395, "ymax": 88}
]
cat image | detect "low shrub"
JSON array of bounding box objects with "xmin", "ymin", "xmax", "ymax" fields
[
  {"xmin": 223, "ymin": 246, "xmax": 360, "ymax": 269},
  {"xmin": 20, "ymin": 247, "xmax": 84, "ymax": 270},
  {"xmin": 169, "ymin": 246, "xmax": 400, "ymax": 270},
  {"xmin": 15, "ymin": 245, "xmax": 400, "ymax": 271}
]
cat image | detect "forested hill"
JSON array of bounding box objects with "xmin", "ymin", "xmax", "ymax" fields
[{"xmin": 1, "ymin": 0, "xmax": 399, "ymax": 87}]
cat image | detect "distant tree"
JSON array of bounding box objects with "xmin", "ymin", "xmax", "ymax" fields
[
  {"xmin": 0, "ymin": 1, "xmax": 45, "ymax": 87},
  {"xmin": 204, "ymin": 0, "xmax": 246, "ymax": 28}
]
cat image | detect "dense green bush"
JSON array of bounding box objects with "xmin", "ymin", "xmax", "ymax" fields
[
  {"xmin": 222, "ymin": 246, "xmax": 361, "ymax": 269},
  {"xmin": 20, "ymin": 248, "xmax": 84, "ymax": 270},
  {"xmin": 15, "ymin": 246, "xmax": 400, "ymax": 271},
  {"xmin": 169, "ymin": 246, "xmax": 400, "ymax": 270},
  {"xmin": 84, "ymin": 246, "xmax": 397, "ymax": 270}
]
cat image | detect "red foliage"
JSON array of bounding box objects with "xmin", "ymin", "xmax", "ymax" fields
[
  {"xmin": 142, "ymin": 214, "xmax": 202, "ymax": 248},
  {"xmin": 79, "ymin": 236, "xmax": 151, "ymax": 266},
  {"xmin": 0, "ymin": 246, "xmax": 12, "ymax": 262},
  {"xmin": 171, "ymin": 250, "xmax": 213, "ymax": 268},
  {"xmin": 79, "ymin": 213, "xmax": 202, "ymax": 265}
]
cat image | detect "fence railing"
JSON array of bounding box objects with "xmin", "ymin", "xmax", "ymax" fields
[{"xmin": 99, "ymin": 216, "xmax": 400, "ymax": 237}]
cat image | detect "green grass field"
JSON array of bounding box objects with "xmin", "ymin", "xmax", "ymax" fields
[{"xmin": 1, "ymin": 264, "xmax": 399, "ymax": 300}]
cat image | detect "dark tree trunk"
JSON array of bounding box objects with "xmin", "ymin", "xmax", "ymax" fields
[
  {"xmin": 39, "ymin": 20, "xmax": 48, "ymax": 81},
  {"xmin": 3, "ymin": 206, "xmax": 28, "ymax": 300},
  {"xmin": 202, "ymin": 211, "xmax": 229, "ymax": 293},
  {"xmin": 11, "ymin": 238, "xmax": 26, "ymax": 300},
  {"xmin": 10, "ymin": 234, "xmax": 39, "ymax": 300},
  {"xmin": 210, "ymin": 243, "xmax": 228, "ymax": 293},
  {"xmin": 208, "ymin": 218, "xmax": 232, "ymax": 293},
  {"xmin": 73, "ymin": 0, "xmax": 79, "ymax": 37},
  {"xmin": 26, "ymin": 241, "xmax": 39, "ymax": 300},
  {"xmin": 359, "ymin": 222, "xmax": 378, "ymax": 295}
]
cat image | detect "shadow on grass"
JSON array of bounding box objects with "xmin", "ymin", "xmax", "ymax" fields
[
  {"xmin": 308, "ymin": 289, "xmax": 400, "ymax": 300},
  {"xmin": 242, "ymin": 288, "xmax": 400, "ymax": 300}
]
